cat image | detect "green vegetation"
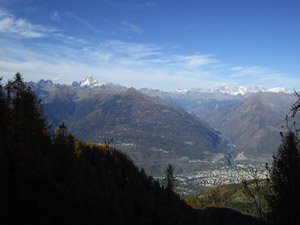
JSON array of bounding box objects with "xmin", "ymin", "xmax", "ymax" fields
[{"xmin": 185, "ymin": 180, "xmax": 267, "ymax": 216}]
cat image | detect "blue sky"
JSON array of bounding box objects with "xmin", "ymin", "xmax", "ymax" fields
[{"xmin": 0, "ymin": 0, "xmax": 300, "ymax": 91}]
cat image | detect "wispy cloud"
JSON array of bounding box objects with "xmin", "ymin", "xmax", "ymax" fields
[
  {"xmin": 0, "ymin": 8, "xmax": 297, "ymax": 91},
  {"xmin": 100, "ymin": 40, "xmax": 161, "ymax": 59},
  {"xmin": 122, "ymin": 21, "xmax": 142, "ymax": 34},
  {"xmin": 65, "ymin": 11, "xmax": 95, "ymax": 31},
  {"xmin": 173, "ymin": 54, "xmax": 219, "ymax": 69},
  {"xmin": 50, "ymin": 11, "xmax": 60, "ymax": 21},
  {"xmin": 1, "ymin": 33, "xmax": 295, "ymax": 91},
  {"xmin": 0, "ymin": 8, "xmax": 56, "ymax": 38},
  {"xmin": 230, "ymin": 66, "xmax": 273, "ymax": 78}
]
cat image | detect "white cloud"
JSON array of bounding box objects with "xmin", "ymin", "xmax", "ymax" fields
[
  {"xmin": 0, "ymin": 9, "xmax": 297, "ymax": 91},
  {"xmin": 173, "ymin": 54, "xmax": 219, "ymax": 69},
  {"xmin": 0, "ymin": 8, "xmax": 56, "ymax": 38},
  {"xmin": 1, "ymin": 34, "xmax": 295, "ymax": 91},
  {"xmin": 0, "ymin": 37, "xmax": 222, "ymax": 90}
]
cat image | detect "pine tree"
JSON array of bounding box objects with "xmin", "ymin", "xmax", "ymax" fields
[
  {"xmin": 266, "ymin": 131, "xmax": 300, "ymax": 225},
  {"xmin": 164, "ymin": 164, "xmax": 176, "ymax": 191}
]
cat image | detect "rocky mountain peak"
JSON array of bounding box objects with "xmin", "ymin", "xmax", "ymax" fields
[{"xmin": 68, "ymin": 76, "xmax": 126, "ymax": 92}]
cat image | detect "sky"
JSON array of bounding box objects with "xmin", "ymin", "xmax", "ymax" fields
[{"xmin": 0, "ymin": 0, "xmax": 300, "ymax": 91}]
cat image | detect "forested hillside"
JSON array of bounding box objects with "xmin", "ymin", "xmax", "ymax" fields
[{"xmin": 0, "ymin": 74, "xmax": 201, "ymax": 225}]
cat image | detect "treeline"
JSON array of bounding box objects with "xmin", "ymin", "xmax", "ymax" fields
[{"xmin": 0, "ymin": 73, "xmax": 200, "ymax": 224}]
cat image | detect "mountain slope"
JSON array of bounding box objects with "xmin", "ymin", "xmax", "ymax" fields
[
  {"xmin": 67, "ymin": 87, "xmax": 224, "ymax": 157},
  {"xmin": 140, "ymin": 86, "xmax": 297, "ymax": 165},
  {"xmin": 203, "ymin": 92, "xmax": 297, "ymax": 161},
  {"xmin": 30, "ymin": 79, "xmax": 229, "ymax": 176}
]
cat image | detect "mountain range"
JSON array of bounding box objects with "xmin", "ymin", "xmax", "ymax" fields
[
  {"xmin": 29, "ymin": 76, "xmax": 298, "ymax": 179},
  {"xmin": 29, "ymin": 77, "xmax": 230, "ymax": 176},
  {"xmin": 139, "ymin": 82, "xmax": 297, "ymax": 163},
  {"xmin": 174, "ymin": 85, "xmax": 289, "ymax": 96}
]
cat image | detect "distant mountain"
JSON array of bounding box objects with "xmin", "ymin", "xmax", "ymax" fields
[
  {"xmin": 29, "ymin": 78, "xmax": 229, "ymax": 176},
  {"xmin": 139, "ymin": 88, "xmax": 175, "ymax": 104},
  {"xmin": 140, "ymin": 87, "xmax": 243, "ymax": 119},
  {"xmin": 139, "ymin": 85, "xmax": 290, "ymax": 118},
  {"xmin": 202, "ymin": 92, "xmax": 297, "ymax": 161},
  {"xmin": 174, "ymin": 85, "xmax": 290, "ymax": 96},
  {"xmin": 140, "ymin": 85, "xmax": 297, "ymax": 164}
]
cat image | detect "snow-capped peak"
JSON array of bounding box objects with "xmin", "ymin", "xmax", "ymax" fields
[
  {"xmin": 70, "ymin": 76, "xmax": 108, "ymax": 88},
  {"xmin": 216, "ymin": 85, "xmax": 268, "ymax": 95},
  {"xmin": 67, "ymin": 76, "xmax": 127, "ymax": 92},
  {"xmin": 216, "ymin": 85, "xmax": 290, "ymax": 95},
  {"xmin": 175, "ymin": 85, "xmax": 290, "ymax": 95}
]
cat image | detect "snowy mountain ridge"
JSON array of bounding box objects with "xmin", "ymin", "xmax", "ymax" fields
[
  {"xmin": 175, "ymin": 85, "xmax": 290, "ymax": 96},
  {"xmin": 67, "ymin": 76, "xmax": 290, "ymax": 95}
]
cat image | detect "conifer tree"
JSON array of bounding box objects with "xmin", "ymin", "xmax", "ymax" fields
[
  {"xmin": 266, "ymin": 131, "xmax": 300, "ymax": 225},
  {"xmin": 164, "ymin": 164, "xmax": 176, "ymax": 191},
  {"xmin": 5, "ymin": 73, "xmax": 49, "ymax": 149}
]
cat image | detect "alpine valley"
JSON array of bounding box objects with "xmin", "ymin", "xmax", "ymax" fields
[{"xmin": 29, "ymin": 77, "xmax": 298, "ymax": 195}]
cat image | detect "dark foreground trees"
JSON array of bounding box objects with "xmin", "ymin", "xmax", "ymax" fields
[
  {"xmin": 264, "ymin": 91, "xmax": 300, "ymax": 225},
  {"xmin": 239, "ymin": 92, "xmax": 300, "ymax": 225},
  {"xmin": 0, "ymin": 73, "xmax": 201, "ymax": 225},
  {"xmin": 265, "ymin": 131, "xmax": 300, "ymax": 225}
]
